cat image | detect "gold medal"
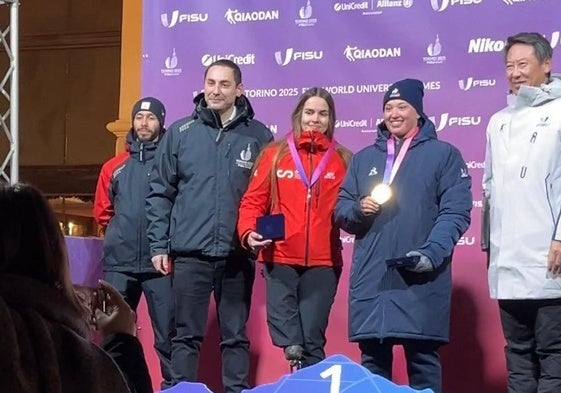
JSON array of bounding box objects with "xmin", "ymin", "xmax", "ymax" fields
[{"xmin": 371, "ymin": 183, "xmax": 392, "ymax": 204}]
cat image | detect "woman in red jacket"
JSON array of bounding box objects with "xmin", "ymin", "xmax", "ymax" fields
[{"xmin": 238, "ymin": 87, "xmax": 351, "ymax": 368}]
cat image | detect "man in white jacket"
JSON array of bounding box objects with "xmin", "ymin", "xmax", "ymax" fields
[{"xmin": 483, "ymin": 32, "xmax": 561, "ymax": 393}]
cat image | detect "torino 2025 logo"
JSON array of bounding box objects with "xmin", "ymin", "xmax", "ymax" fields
[{"xmin": 430, "ymin": 0, "xmax": 481, "ymax": 12}]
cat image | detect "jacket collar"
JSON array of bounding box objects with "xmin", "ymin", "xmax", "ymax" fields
[
  {"xmin": 294, "ymin": 130, "xmax": 332, "ymax": 152},
  {"xmin": 192, "ymin": 93, "xmax": 255, "ymax": 130}
]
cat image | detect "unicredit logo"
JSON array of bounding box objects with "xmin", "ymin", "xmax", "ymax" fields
[
  {"xmin": 431, "ymin": 0, "xmax": 481, "ymax": 12},
  {"xmin": 333, "ymin": 1, "xmax": 368, "ymax": 12},
  {"xmin": 201, "ymin": 53, "xmax": 256, "ymax": 66}
]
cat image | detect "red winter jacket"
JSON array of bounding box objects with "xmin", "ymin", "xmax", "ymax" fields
[{"xmin": 238, "ymin": 131, "xmax": 349, "ymax": 267}]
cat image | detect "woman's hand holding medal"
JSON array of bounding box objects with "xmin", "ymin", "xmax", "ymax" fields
[{"xmin": 360, "ymin": 196, "xmax": 380, "ymax": 216}]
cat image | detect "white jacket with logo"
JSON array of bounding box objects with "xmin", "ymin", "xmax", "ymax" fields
[{"xmin": 483, "ymin": 75, "xmax": 561, "ymax": 299}]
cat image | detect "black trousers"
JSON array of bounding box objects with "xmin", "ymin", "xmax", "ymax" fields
[
  {"xmin": 171, "ymin": 255, "xmax": 254, "ymax": 393},
  {"xmin": 499, "ymin": 298, "xmax": 561, "ymax": 393},
  {"xmin": 263, "ymin": 263, "xmax": 340, "ymax": 367},
  {"xmin": 104, "ymin": 271, "xmax": 175, "ymax": 389},
  {"xmin": 358, "ymin": 338, "xmax": 442, "ymax": 393}
]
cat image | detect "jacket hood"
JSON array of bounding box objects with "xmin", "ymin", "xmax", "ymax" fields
[
  {"xmin": 375, "ymin": 115, "xmax": 437, "ymax": 151},
  {"xmin": 508, "ymin": 73, "xmax": 561, "ymax": 108},
  {"xmin": 192, "ymin": 92, "xmax": 255, "ymax": 129}
]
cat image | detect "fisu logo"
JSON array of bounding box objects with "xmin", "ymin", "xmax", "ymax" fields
[
  {"xmin": 161, "ymin": 10, "xmax": 208, "ymax": 28},
  {"xmin": 430, "ymin": 113, "xmax": 482, "ymax": 131},
  {"xmin": 431, "ymin": 0, "xmax": 481, "ymax": 12},
  {"xmin": 550, "ymin": 31, "xmax": 560, "ymax": 49},
  {"xmin": 274, "ymin": 48, "xmax": 323, "ymax": 66},
  {"xmin": 458, "ymin": 77, "xmax": 496, "ymax": 91}
]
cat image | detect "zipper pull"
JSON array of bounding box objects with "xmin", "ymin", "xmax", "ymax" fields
[{"xmin": 307, "ymin": 188, "xmax": 311, "ymax": 200}]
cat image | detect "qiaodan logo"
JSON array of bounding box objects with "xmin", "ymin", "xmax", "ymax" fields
[
  {"xmin": 344, "ymin": 45, "xmax": 401, "ymax": 61},
  {"xmin": 224, "ymin": 8, "xmax": 280, "ymax": 24},
  {"xmin": 430, "ymin": 0, "xmax": 481, "ymax": 12}
]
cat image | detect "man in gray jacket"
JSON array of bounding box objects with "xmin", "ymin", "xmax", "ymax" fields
[{"xmin": 146, "ymin": 59, "xmax": 273, "ymax": 393}]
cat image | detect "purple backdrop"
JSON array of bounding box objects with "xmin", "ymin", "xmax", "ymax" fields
[{"xmin": 139, "ymin": 1, "xmax": 561, "ymax": 392}]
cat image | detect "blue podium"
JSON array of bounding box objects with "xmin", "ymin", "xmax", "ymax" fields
[{"xmin": 243, "ymin": 354, "xmax": 433, "ymax": 393}]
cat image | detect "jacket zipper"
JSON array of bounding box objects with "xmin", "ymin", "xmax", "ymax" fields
[
  {"xmin": 519, "ymin": 131, "xmax": 537, "ymax": 178},
  {"xmin": 304, "ymin": 149, "xmax": 313, "ymax": 266},
  {"xmin": 138, "ymin": 143, "xmax": 145, "ymax": 272}
]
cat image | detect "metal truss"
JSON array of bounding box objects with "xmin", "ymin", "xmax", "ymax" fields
[{"xmin": 0, "ymin": 0, "xmax": 18, "ymax": 184}]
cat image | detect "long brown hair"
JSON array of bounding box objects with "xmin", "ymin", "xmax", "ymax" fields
[
  {"xmin": 0, "ymin": 183, "xmax": 85, "ymax": 315},
  {"xmin": 253, "ymin": 87, "xmax": 352, "ymax": 210}
]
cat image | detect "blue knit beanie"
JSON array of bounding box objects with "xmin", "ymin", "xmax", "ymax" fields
[
  {"xmin": 131, "ymin": 97, "xmax": 166, "ymax": 128},
  {"xmin": 383, "ymin": 79, "xmax": 424, "ymax": 116}
]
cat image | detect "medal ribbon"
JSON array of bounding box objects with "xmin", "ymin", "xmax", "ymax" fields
[
  {"xmin": 286, "ymin": 131, "xmax": 336, "ymax": 191},
  {"xmin": 382, "ymin": 128, "xmax": 418, "ymax": 184}
]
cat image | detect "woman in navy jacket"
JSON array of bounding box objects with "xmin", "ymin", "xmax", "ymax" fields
[{"xmin": 335, "ymin": 79, "xmax": 472, "ymax": 393}]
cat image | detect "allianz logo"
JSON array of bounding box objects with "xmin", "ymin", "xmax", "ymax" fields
[
  {"xmin": 431, "ymin": 0, "xmax": 481, "ymax": 12},
  {"xmin": 160, "ymin": 11, "xmax": 208, "ymax": 28},
  {"xmin": 201, "ymin": 53, "xmax": 256, "ymax": 66},
  {"xmin": 458, "ymin": 77, "xmax": 496, "ymax": 90},
  {"xmin": 429, "ymin": 113, "xmax": 482, "ymax": 132},
  {"xmin": 378, "ymin": 0, "xmax": 414, "ymax": 8},
  {"xmin": 333, "ymin": 1, "xmax": 369, "ymax": 11},
  {"xmin": 275, "ymin": 48, "xmax": 323, "ymax": 66},
  {"xmin": 344, "ymin": 45, "xmax": 401, "ymax": 61},
  {"xmin": 335, "ymin": 119, "xmax": 369, "ymax": 128}
]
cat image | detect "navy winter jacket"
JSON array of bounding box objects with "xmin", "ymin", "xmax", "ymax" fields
[
  {"xmin": 334, "ymin": 117, "xmax": 472, "ymax": 342},
  {"xmin": 94, "ymin": 129, "xmax": 162, "ymax": 273},
  {"xmin": 146, "ymin": 94, "xmax": 273, "ymax": 258}
]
